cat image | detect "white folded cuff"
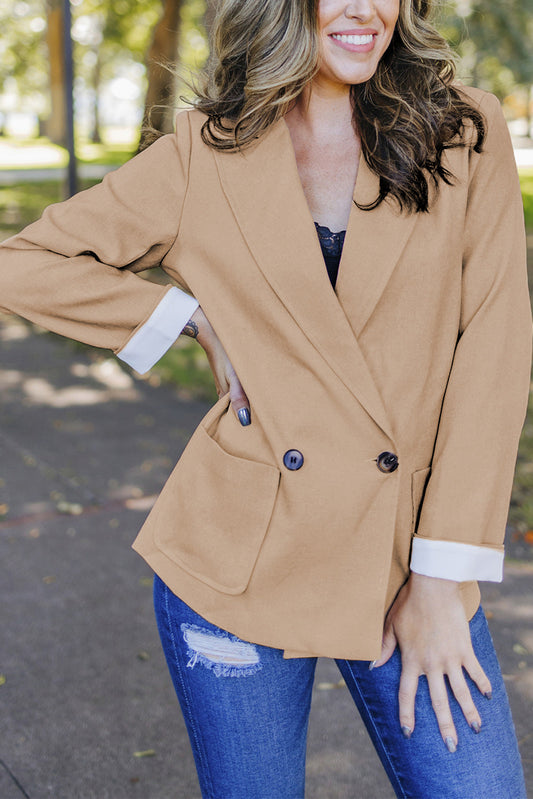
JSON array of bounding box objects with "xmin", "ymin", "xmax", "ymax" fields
[
  {"xmin": 410, "ymin": 537, "xmax": 504, "ymax": 583},
  {"xmin": 117, "ymin": 286, "xmax": 199, "ymax": 374}
]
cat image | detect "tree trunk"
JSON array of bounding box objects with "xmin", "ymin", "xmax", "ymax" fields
[
  {"xmin": 139, "ymin": 0, "xmax": 183, "ymax": 147},
  {"xmin": 45, "ymin": 0, "xmax": 66, "ymax": 145},
  {"xmin": 90, "ymin": 50, "xmax": 102, "ymax": 144},
  {"xmin": 204, "ymin": 0, "xmax": 217, "ymax": 38},
  {"xmin": 526, "ymin": 85, "xmax": 533, "ymax": 139}
]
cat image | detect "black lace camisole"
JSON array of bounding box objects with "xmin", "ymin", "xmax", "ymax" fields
[{"xmin": 314, "ymin": 222, "xmax": 346, "ymax": 290}]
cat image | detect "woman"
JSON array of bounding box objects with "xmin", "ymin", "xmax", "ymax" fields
[{"xmin": 0, "ymin": 0, "xmax": 530, "ymax": 796}]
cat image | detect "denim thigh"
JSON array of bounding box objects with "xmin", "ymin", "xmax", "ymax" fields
[
  {"xmin": 153, "ymin": 575, "xmax": 317, "ymax": 799},
  {"xmin": 336, "ymin": 605, "xmax": 527, "ymax": 799}
]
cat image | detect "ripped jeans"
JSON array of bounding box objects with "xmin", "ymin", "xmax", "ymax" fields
[{"xmin": 153, "ymin": 575, "xmax": 526, "ymax": 799}]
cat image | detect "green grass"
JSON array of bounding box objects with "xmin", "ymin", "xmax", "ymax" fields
[
  {"xmin": 0, "ymin": 179, "xmax": 99, "ymax": 236},
  {"xmin": 520, "ymin": 168, "xmax": 533, "ymax": 230},
  {"xmin": 0, "ymin": 136, "xmax": 133, "ymax": 170}
]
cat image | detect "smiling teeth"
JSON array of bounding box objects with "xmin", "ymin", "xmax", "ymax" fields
[{"xmin": 332, "ymin": 34, "xmax": 374, "ymax": 45}]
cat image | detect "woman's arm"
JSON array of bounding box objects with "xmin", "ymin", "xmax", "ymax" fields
[
  {"xmin": 409, "ymin": 92, "xmax": 532, "ymax": 580},
  {"xmin": 373, "ymin": 92, "xmax": 532, "ymax": 749},
  {"xmin": 0, "ymin": 113, "xmax": 197, "ymax": 372}
]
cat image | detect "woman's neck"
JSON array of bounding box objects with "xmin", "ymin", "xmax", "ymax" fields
[{"xmin": 286, "ymin": 81, "xmax": 355, "ymax": 141}]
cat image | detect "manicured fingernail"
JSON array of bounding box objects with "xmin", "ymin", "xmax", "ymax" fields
[
  {"xmin": 484, "ymin": 690, "xmax": 492, "ymax": 700},
  {"xmin": 401, "ymin": 726, "xmax": 412, "ymax": 739},
  {"xmin": 238, "ymin": 408, "xmax": 251, "ymax": 426},
  {"xmin": 445, "ymin": 737, "xmax": 457, "ymax": 753},
  {"xmin": 470, "ymin": 721, "xmax": 481, "ymax": 734},
  {"xmin": 368, "ymin": 660, "xmax": 377, "ymax": 671}
]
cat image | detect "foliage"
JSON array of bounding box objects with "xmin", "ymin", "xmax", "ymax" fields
[
  {"xmin": 438, "ymin": 1, "xmax": 533, "ymax": 96},
  {"xmin": 0, "ymin": 0, "xmax": 209, "ymax": 127},
  {"xmin": 0, "ymin": 0, "xmax": 49, "ymax": 112}
]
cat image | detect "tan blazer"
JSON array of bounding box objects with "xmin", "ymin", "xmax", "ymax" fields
[{"xmin": 1, "ymin": 85, "xmax": 531, "ymax": 659}]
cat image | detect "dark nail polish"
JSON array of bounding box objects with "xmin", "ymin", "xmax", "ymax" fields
[
  {"xmin": 484, "ymin": 690, "xmax": 492, "ymax": 700},
  {"xmin": 238, "ymin": 408, "xmax": 251, "ymax": 426},
  {"xmin": 445, "ymin": 737, "xmax": 457, "ymax": 753},
  {"xmin": 401, "ymin": 726, "xmax": 412, "ymax": 739},
  {"xmin": 470, "ymin": 721, "xmax": 481, "ymax": 734}
]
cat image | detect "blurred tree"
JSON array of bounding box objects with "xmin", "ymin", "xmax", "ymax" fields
[
  {"xmin": 204, "ymin": 0, "xmax": 216, "ymax": 36},
  {"xmin": 72, "ymin": 0, "xmax": 160, "ymax": 143},
  {"xmin": 46, "ymin": 0, "xmax": 67, "ymax": 144},
  {"xmin": 439, "ymin": 1, "xmax": 533, "ymax": 109},
  {"xmin": 137, "ymin": 0, "xmax": 208, "ymax": 148},
  {"xmin": 0, "ymin": 0, "xmax": 48, "ymax": 134},
  {"xmin": 141, "ymin": 0, "xmax": 184, "ymax": 137}
]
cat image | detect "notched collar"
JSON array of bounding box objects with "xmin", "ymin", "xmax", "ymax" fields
[{"xmin": 212, "ymin": 117, "xmax": 418, "ymax": 442}]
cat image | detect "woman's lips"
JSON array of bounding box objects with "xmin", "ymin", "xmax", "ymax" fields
[{"xmin": 329, "ymin": 32, "xmax": 377, "ymax": 53}]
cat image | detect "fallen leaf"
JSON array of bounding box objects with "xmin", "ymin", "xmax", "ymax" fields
[
  {"xmin": 316, "ymin": 679, "xmax": 346, "ymax": 690},
  {"xmin": 0, "ymin": 674, "xmax": 6, "ymax": 686},
  {"xmin": 524, "ymin": 531, "xmax": 533, "ymax": 545},
  {"xmin": 43, "ymin": 576, "xmax": 56, "ymax": 584},
  {"xmin": 133, "ymin": 750, "xmax": 156, "ymax": 758},
  {"xmin": 56, "ymin": 501, "xmax": 83, "ymax": 516},
  {"xmin": 513, "ymin": 643, "xmax": 529, "ymax": 656},
  {"xmin": 139, "ymin": 577, "xmax": 153, "ymax": 587}
]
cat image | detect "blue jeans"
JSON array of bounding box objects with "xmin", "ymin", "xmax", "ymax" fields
[{"xmin": 153, "ymin": 575, "xmax": 526, "ymax": 799}]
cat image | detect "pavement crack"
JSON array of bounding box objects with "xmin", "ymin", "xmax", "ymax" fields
[
  {"xmin": 0, "ymin": 427, "xmax": 98, "ymax": 504},
  {"xmin": 0, "ymin": 756, "xmax": 32, "ymax": 798}
]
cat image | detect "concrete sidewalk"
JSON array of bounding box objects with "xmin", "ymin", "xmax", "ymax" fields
[{"xmin": 1, "ymin": 313, "xmax": 532, "ymax": 798}]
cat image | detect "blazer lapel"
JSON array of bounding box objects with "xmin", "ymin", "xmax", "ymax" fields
[
  {"xmin": 213, "ymin": 118, "xmax": 417, "ymax": 441},
  {"xmin": 335, "ymin": 157, "xmax": 419, "ymax": 340}
]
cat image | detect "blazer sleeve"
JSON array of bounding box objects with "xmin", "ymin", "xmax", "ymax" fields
[
  {"xmin": 410, "ymin": 92, "xmax": 532, "ymax": 583},
  {"xmin": 0, "ymin": 111, "xmax": 199, "ymax": 374}
]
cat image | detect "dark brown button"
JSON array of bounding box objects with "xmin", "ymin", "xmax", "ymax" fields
[{"xmin": 376, "ymin": 451, "xmax": 399, "ymax": 473}]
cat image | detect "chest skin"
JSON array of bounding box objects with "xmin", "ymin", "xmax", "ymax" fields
[{"xmin": 283, "ymin": 109, "xmax": 361, "ymax": 232}]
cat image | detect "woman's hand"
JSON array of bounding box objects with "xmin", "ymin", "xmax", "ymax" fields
[
  {"xmin": 182, "ymin": 306, "xmax": 251, "ymax": 426},
  {"xmin": 372, "ymin": 572, "xmax": 492, "ymax": 751}
]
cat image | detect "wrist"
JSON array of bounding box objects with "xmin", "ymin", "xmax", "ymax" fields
[
  {"xmin": 182, "ymin": 306, "xmax": 212, "ymax": 347},
  {"xmin": 408, "ymin": 571, "xmax": 461, "ymax": 594}
]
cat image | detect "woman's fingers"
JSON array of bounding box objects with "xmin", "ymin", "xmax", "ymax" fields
[
  {"xmin": 191, "ymin": 306, "xmax": 251, "ymax": 426},
  {"xmin": 399, "ymin": 654, "xmax": 488, "ymax": 750},
  {"xmin": 397, "ymin": 663, "xmax": 419, "ymax": 738},
  {"xmin": 229, "ymin": 377, "xmax": 251, "ymax": 426},
  {"xmin": 463, "ymin": 650, "xmax": 493, "ymax": 700},
  {"xmin": 447, "ymin": 666, "xmax": 482, "ymax": 734},
  {"xmin": 427, "ymin": 671, "xmax": 458, "ymax": 751}
]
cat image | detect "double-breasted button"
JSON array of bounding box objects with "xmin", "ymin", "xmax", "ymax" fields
[
  {"xmin": 283, "ymin": 449, "xmax": 304, "ymax": 470},
  {"xmin": 376, "ymin": 451, "xmax": 399, "ymax": 473}
]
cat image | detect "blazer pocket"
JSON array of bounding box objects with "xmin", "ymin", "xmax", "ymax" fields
[
  {"xmin": 154, "ymin": 397, "xmax": 281, "ymax": 595},
  {"xmin": 411, "ymin": 466, "xmax": 431, "ymax": 533}
]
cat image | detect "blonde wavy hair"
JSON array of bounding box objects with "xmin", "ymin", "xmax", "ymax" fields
[{"xmin": 187, "ymin": 0, "xmax": 485, "ymax": 212}]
